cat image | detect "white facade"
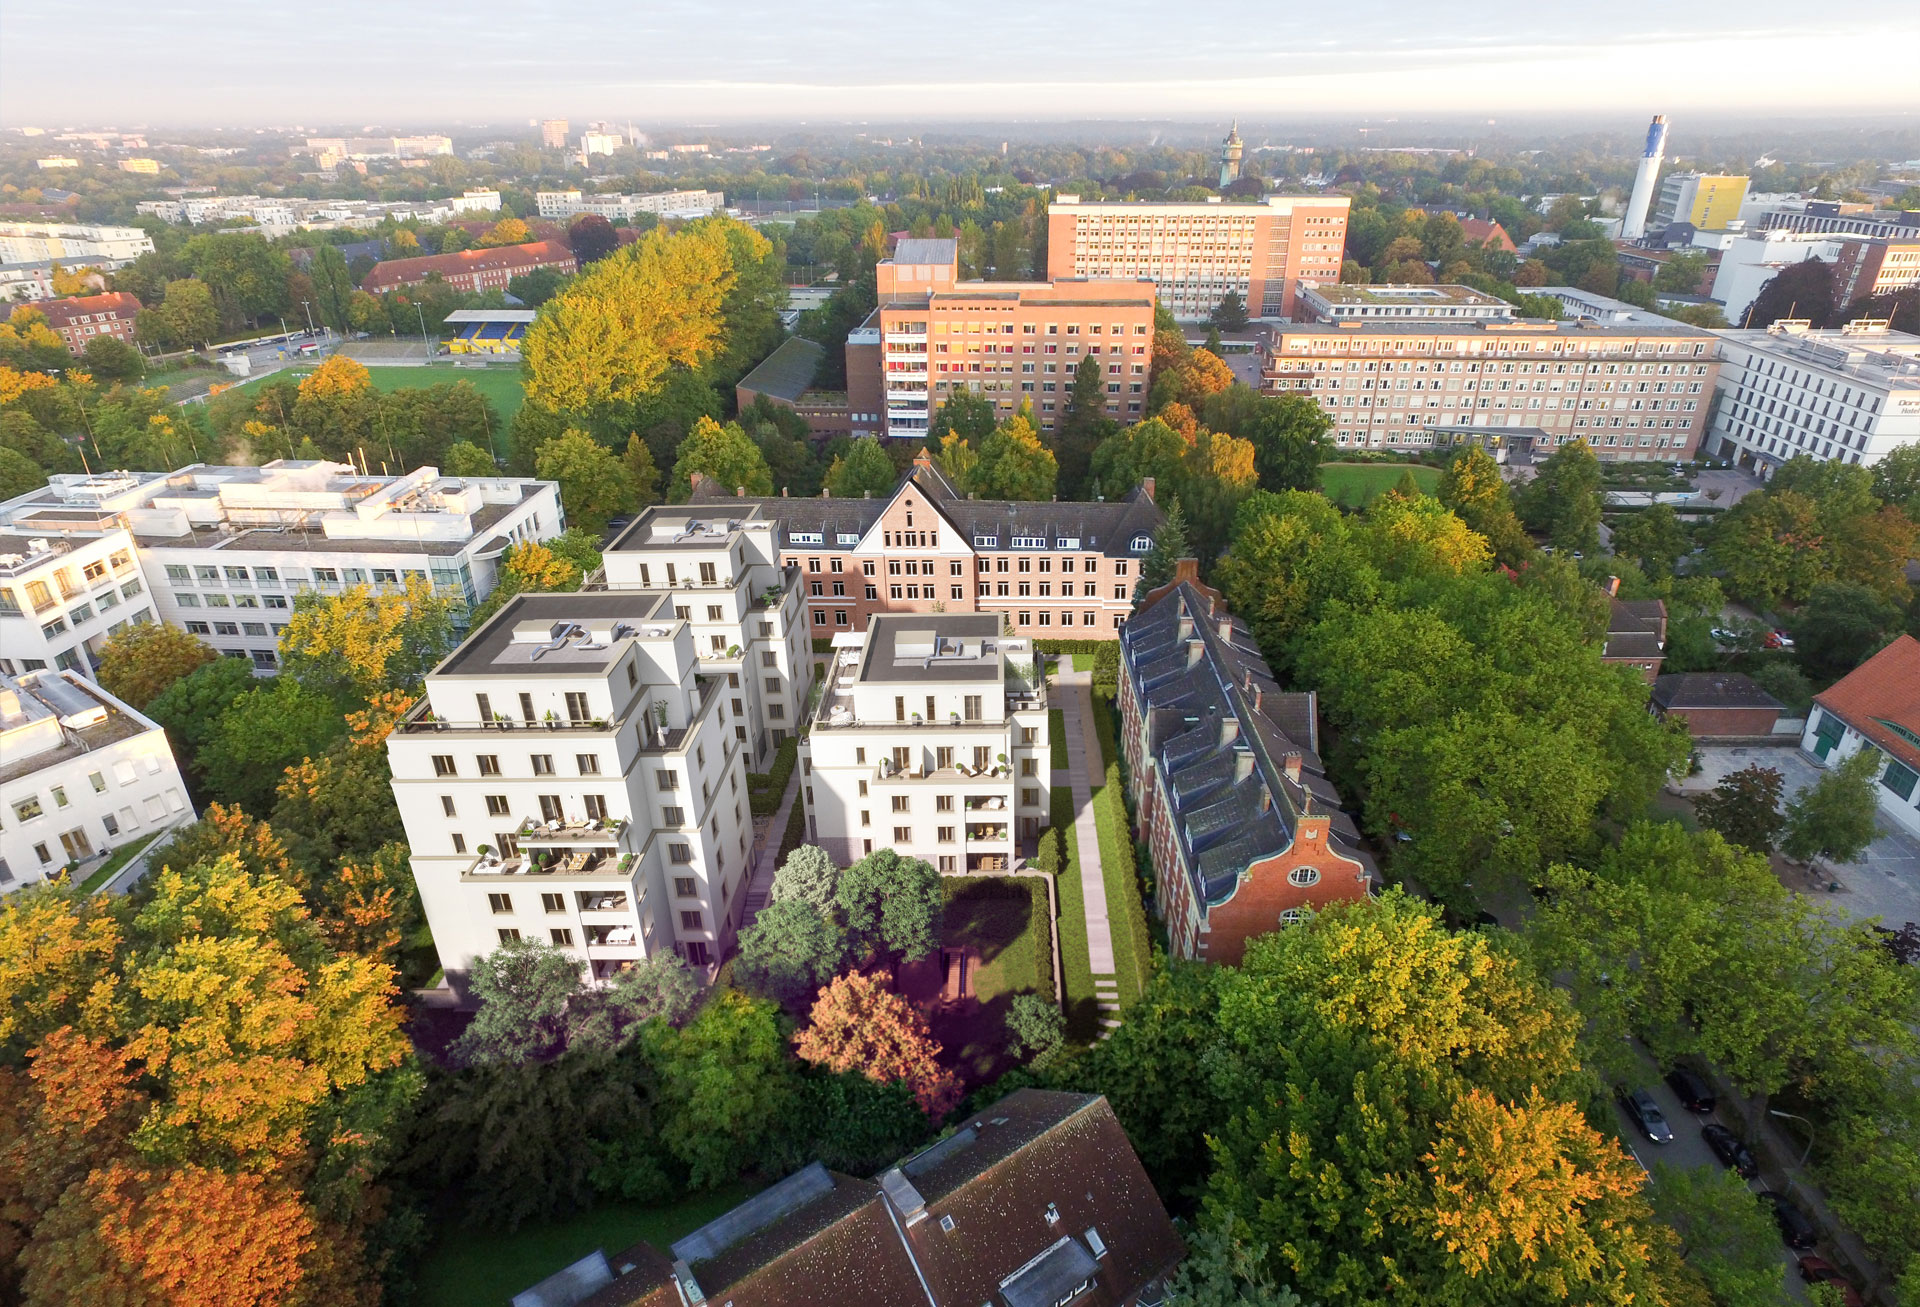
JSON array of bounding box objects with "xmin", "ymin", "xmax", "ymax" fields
[
  {"xmin": 0, "ymin": 462, "xmax": 562, "ymax": 675},
  {"xmin": 1295, "ymin": 282, "xmax": 1514, "ymax": 323},
  {"xmin": 1710, "ymin": 230, "xmax": 1844, "ymax": 325},
  {"xmin": 1706, "ymin": 321, "xmax": 1920, "ymax": 472},
  {"xmin": 450, "ymin": 189, "xmax": 502, "ymax": 214},
  {"xmin": 0, "ymin": 671, "xmax": 192, "ymax": 895},
  {"xmin": 0, "ymin": 532, "xmax": 152, "ymax": 678},
  {"xmin": 579, "ymin": 133, "xmax": 623, "ymax": 159},
  {"xmin": 0, "ymin": 222, "xmax": 154, "ymax": 266},
  {"xmin": 1802, "ymin": 706, "xmax": 1920, "ymax": 839},
  {"xmin": 799, "ymin": 615, "xmax": 1050, "ymax": 871},
  {"xmin": 386, "ymin": 591, "xmax": 756, "ymax": 985},
  {"xmin": 534, "ymin": 190, "xmax": 727, "ymax": 223},
  {"xmin": 600, "ymin": 507, "xmax": 808, "ymax": 772}
]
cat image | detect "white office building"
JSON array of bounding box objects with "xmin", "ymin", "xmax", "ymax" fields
[
  {"xmin": 599, "ymin": 506, "xmax": 809, "ymax": 772},
  {"xmin": 1706, "ymin": 320, "xmax": 1920, "ymax": 472},
  {"xmin": 534, "ymin": 190, "xmax": 727, "ymax": 223},
  {"xmin": 385, "ymin": 591, "xmax": 757, "ymax": 986},
  {"xmin": 799, "ymin": 614, "xmax": 1050, "ymax": 871},
  {"xmin": 450, "ymin": 189, "xmax": 502, "ymax": 214},
  {"xmin": 1, "ymin": 670, "xmax": 192, "ymax": 895},
  {"xmin": 0, "ymin": 462, "xmax": 562, "ymax": 675},
  {"xmin": 0, "ymin": 221, "xmax": 154, "ymax": 267},
  {"xmin": 0, "ymin": 531, "xmax": 153, "ymax": 678},
  {"xmin": 1710, "ymin": 230, "xmax": 1844, "ymax": 326}
]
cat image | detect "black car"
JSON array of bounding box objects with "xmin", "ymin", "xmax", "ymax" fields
[
  {"xmin": 1701, "ymin": 1123, "xmax": 1758, "ymax": 1178},
  {"xmin": 1758, "ymin": 1191, "xmax": 1817, "ymax": 1250},
  {"xmin": 1665, "ymin": 1066, "xmax": 1716, "ymax": 1114},
  {"xmin": 1621, "ymin": 1089, "xmax": 1673, "ymax": 1144}
]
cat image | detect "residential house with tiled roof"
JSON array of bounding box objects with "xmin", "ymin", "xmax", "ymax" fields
[
  {"xmin": 1801, "ymin": 634, "xmax": 1920, "ymax": 837},
  {"xmin": 27, "ymin": 291, "xmax": 141, "ymax": 354},
  {"xmin": 360, "ymin": 240, "xmax": 576, "ymax": 294},
  {"xmin": 1120, "ymin": 564, "xmax": 1374, "ymax": 965},
  {"xmin": 1603, "ymin": 596, "xmax": 1668, "ymax": 683},
  {"xmin": 689, "ymin": 452, "xmax": 1162, "ymax": 639},
  {"xmin": 521, "ymin": 1089, "xmax": 1184, "ymax": 1307}
]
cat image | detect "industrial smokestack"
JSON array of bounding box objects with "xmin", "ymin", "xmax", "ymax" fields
[{"xmin": 1622, "ymin": 115, "xmax": 1668, "ymax": 240}]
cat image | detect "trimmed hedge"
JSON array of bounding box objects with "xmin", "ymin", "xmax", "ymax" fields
[
  {"xmin": 1049, "ymin": 709, "xmax": 1068, "ymax": 770},
  {"xmin": 1093, "ymin": 762, "xmax": 1153, "ymax": 1008},
  {"xmin": 1049, "ymin": 785, "xmax": 1100, "ymax": 1041},
  {"xmin": 1034, "ymin": 638, "xmax": 1117, "ymax": 655}
]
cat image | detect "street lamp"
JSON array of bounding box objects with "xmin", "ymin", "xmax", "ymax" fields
[
  {"xmin": 1769, "ymin": 1109, "xmax": 1816, "ymax": 1167},
  {"xmin": 416, "ymin": 303, "xmax": 432, "ymax": 358},
  {"xmin": 298, "ymin": 300, "xmax": 317, "ymax": 346}
]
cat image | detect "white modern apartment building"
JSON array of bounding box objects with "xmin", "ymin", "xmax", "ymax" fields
[
  {"xmin": 533, "ymin": 190, "xmax": 726, "ymax": 223},
  {"xmin": 1710, "ymin": 230, "xmax": 1845, "ymax": 326},
  {"xmin": 0, "ymin": 462, "xmax": 561, "ymax": 675},
  {"xmin": 450, "ymin": 189, "xmax": 502, "ymax": 214},
  {"xmin": 0, "ymin": 222, "xmax": 154, "ymax": 266},
  {"xmin": 1, "ymin": 670, "xmax": 192, "ymax": 895},
  {"xmin": 600, "ymin": 506, "xmax": 809, "ymax": 772},
  {"xmin": 385, "ymin": 591, "xmax": 756, "ymax": 985},
  {"xmin": 1706, "ymin": 320, "xmax": 1920, "ymax": 472},
  {"xmin": 0, "ymin": 531, "xmax": 153, "ymax": 677},
  {"xmin": 799, "ymin": 615, "xmax": 1050, "ymax": 871}
]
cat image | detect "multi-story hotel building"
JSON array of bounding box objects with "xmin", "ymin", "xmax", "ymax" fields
[
  {"xmin": 385, "ymin": 591, "xmax": 756, "ymax": 986},
  {"xmin": 799, "ymin": 614, "xmax": 1050, "ymax": 868},
  {"xmin": 0, "ymin": 463, "xmax": 561, "ymax": 676},
  {"xmin": 689, "ymin": 454, "xmax": 1163, "ymax": 639},
  {"xmin": 1260, "ymin": 318, "xmax": 1721, "ymax": 460},
  {"xmin": 2, "ymin": 670, "xmax": 192, "ymax": 896},
  {"xmin": 1706, "ymin": 320, "xmax": 1920, "ymax": 472},
  {"xmin": 599, "ymin": 505, "xmax": 810, "ymax": 772},
  {"xmin": 1831, "ymin": 238, "xmax": 1920, "ymax": 306},
  {"xmin": 1045, "ymin": 195, "xmax": 1350, "ymax": 322},
  {"xmin": 1120, "ymin": 568, "xmax": 1372, "ymax": 965},
  {"xmin": 871, "ymin": 239, "xmax": 1156, "ymax": 438}
]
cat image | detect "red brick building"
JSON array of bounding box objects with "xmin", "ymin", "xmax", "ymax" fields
[
  {"xmin": 690, "ymin": 453, "xmax": 1162, "ymax": 640},
  {"xmin": 1603, "ymin": 595, "xmax": 1668, "ymax": 684},
  {"xmin": 359, "ymin": 240, "xmax": 576, "ymax": 294},
  {"xmin": 27, "ymin": 291, "xmax": 141, "ymax": 354},
  {"xmin": 734, "ymin": 335, "xmax": 883, "ymax": 439},
  {"xmin": 1120, "ymin": 566, "xmax": 1374, "ymax": 965},
  {"xmin": 1831, "ymin": 238, "xmax": 1920, "ymax": 306},
  {"xmin": 1651, "ymin": 673, "xmax": 1784, "ymax": 740}
]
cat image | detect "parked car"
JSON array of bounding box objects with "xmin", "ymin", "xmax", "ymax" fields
[
  {"xmin": 1766, "ymin": 629, "xmax": 1796, "ymax": 650},
  {"xmin": 1701, "ymin": 1124, "xmax": 1758, "ymax": 1178},
  {"xmin": 1797, "ymin": 1256, "xmax": 1864, "ymax": 1306},
  {"xmin": 1665, "ymin": 1066, "xmax": 1716, "ymax": 1114},
  {"xmin": 1711, "ymin": 627, "xmax": 1741, "ymax": 644},
  {"xmin": 1621, "ymin": 1089, "xmax": 1674, "ymax": 1144},
  {"xmin": 1759, "ymin": 1191, "xmax": 1817, "ymax": 1250}
]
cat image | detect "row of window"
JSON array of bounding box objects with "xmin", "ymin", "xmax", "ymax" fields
[{"xmin": 809, "ymin": 607, "xmax": 1116, "ymax": 629}]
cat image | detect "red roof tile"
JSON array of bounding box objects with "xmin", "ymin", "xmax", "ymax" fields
[
  {"xmin": 28, "ymin": 292, "xmax": 143, "ymax": 328},
  {"xmin": 1813, "ymin": 634, "xmax": 1920, "ymax": 771},
  {"xmin": 360, "ymin": 240, "xmax": 575, "ymax": 291}
]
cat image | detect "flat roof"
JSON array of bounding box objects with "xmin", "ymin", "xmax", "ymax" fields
[
  {"xmin": 1303, "ymin": 282, "xmax": 1507, "ymax": 306},
  {"xmin": 1267, "ymin": 319, "xmax": 1714, "ymax": 339},
  {"xmin": 435, "ymin": 590, "xmax": 678, "ymax": 677},
  {"xmin": 606, "ymin": 505, "xmax": 768, "ymax": 553},
  {"xmin": 857, "ymin": 614, "xmax": 1007, "ymax": 684}
]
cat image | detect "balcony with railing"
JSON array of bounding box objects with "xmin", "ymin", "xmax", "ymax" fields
[
  {"xmin": 462, "ymin": 847, "xmax": 633, "ymax": 879},
  {"xmin": 395, "ymin": 699, "xmax": 621, "ymax": 735},
  {"xmin": 518, "ymin": 817, "xmax": 626, "ymax": 846},
  {"xmin": 585, "ymin": 923, "xmax": 641, "ymax": 949},
  {"xmin": 965, "ymin": 822, "xmax": 1010, "ymax": 843},
  {"xmin": 576, "ymin": 890, "xmax": 630, "ymax": 912}
]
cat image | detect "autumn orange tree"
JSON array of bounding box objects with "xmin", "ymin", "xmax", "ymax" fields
[
  {"xmin": 0, "ymin": 856, "xmax": 417, "ymax": 1306},
  {"xmin": 794, "ymin": 972, "xmax": 961, "ymax": 1118}
]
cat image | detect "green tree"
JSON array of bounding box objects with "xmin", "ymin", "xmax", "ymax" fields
[
  {"xmin": 1437, "ymin": 445, "xmax": 1532, "ymax": 566},
  {"xmin": 1610, "ymin": 503, "xmax": 1692, "ymax": 579},
  {"xmin": 966, "ymin": 414, "xmax": 1057, "ymax": 501},
  {"xmin": 507, "ymin": 265, "xmax": 570, "ymax": 307},
  {"xmin": 198, "ymin": 679, "xmax": 344, "ymax": 813},
  {"xmin": 140, "ymin": 278, "xmax": 217, "ymax": 349},
  {"xmin": 1789, "ymin": 581, "xmax": 1904, "ymax": 678},
  {"xmin": 670, "ymin": 415, "xmax": 774, "ymax": 499},
  {"xmin": 1208, "ymin": 290, "xmax": 1250, "ymax": 332},
  {"xmin": 1751, "ymin": 661, "xmax": 1813, "ymax": 716},
  {"xmin": 93, "ymin": 621, "xmax": 216, "ymax": 710},
  {"xmin": 0, "ymin": 445, "xmax": 49, "ymax": 500},
  {"xmin": 1872, "ymin": 443, "xmax": 1920, "ymax": 522},
  {"xmin": 1693, "ymin": 764, "xmax": 1787, "ymax": 854},
  {"xmin": 145, "ymin": 656, "xmax": 258, "ymax": 779},
  {"xmin": 536, "ymin": 429, "xmax": 640, "ymax": 534},
  {"xmin": 450, "ymin": 937, "xmax": 586, "ymax": 1067},
  {"xmin": 1199, "ymin": 388, "xmax": 1332, "ymax": 494},
  {"xmin": 771, "ymin": 844, "xmax": 839, "ymax": 912},
  {"xmin": 824, "ymin": 436, "xmax": 897, "ymax": 499},
  {"xmin": 834, "ymin": 848, "xmax": 942, "ymax": 968},
  {"xmin": 181, "ymin": 231, "xmax": 291, "ymax": 327},
  {"xmin": 928, "ymin": 392, "xmax": 997, "ymax": 445},
  {"xmin": 1053, "ymin": 356, "xmax": 1111, "ymax": 495},
  {"xmin": 1520, "ymin": 439, "xmax": 1604, "ymax": 555},
  {"xmin": 306, "ymin": 244, "xmax": 356, "ymax": 335},
  {"xmin": 441, "ymin": 439, "xmax": 498, "ymax": 477},
  {"xmin": 642, "ymin": 990, "xmax": 797, "ymax": 1190},
  {"xmin": 735, "ymin": 899, "xmax": 845, "ymax": 1002},
  {"xmin": 1004, "ymin": 994, "xmax": 1065, "ymax": 1059},
  {"xmin": 1165, "ymin": 1217, "xmax": 1304, "ymax": 1307},
  {"xmin": 1133, "ymin": 498, "xmax": 1192, "ymax": 603},
  {"xmin": 622, "ymin": 432, "xmax": 662, "ymax": 506},
  {"xmin": 1781, "ymin": 749, "xmax": 1883, "ymax": 864},
  {"xmin": 80, "ymin": 334, "xmax": 143, "ymax": 382},
  {"xmin": 1086, "ymin": 416, "xmax": 1188, "ymax": 503},
  {"xmin": 565, "ymin": 954, "xmax": 702, "ymax": 1052},
  {"xmin": 1647, "ymin": 1163, "xmax": 1789, "ymax": 1307}
]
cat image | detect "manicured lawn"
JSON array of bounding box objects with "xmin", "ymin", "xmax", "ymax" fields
[
  {"xmin": 1071, "ymin": 652, "xmax": 1097, "ymax": 672},
  {"xmin": 414, "ymin": 1187, "xmax": 749, "ymax": 1307},
  {"xmin": 1050, "ymin": 785, "xmax": 1101, "ymax": 1042},
  {"xmin": 1319, "ymin": 462, "xmax": 1441, "ymax": 504},
  {"xmin": 1049, "ymin": 708, "xmax": 1068, "ymax": 769},
  {"xmin": 75, "ymin": 830, "xmax": 167, "ymax": 894},
  {"xmin": 943, "ymin": 877, "xmax": 1046, "ymax": 1002}
]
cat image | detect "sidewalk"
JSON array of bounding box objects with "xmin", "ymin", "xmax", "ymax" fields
[
  {"xmin": 740, "ymin": 767, "xmax": 802, "ymax": 929},
  {"xmin": 1056, "ymin": 672, "xmax": 1121, "ymax": 1035}
]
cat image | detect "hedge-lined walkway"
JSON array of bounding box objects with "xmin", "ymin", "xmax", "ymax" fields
[{"xmin": 1055, "ymin": 674, "xmax": 1122, "ymax": 1034}]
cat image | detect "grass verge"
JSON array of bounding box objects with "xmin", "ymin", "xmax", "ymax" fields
[
  {"xmin": 414, "ymin": 1187, "xmax": 748, "ymax": 1307},
  {"xmin": 75, "ymin": 830, "xmax": 166, "ymax": 894},
  {"xmin": 1090, "ymin": 774, "xmax": 1151, "ymax": 1009},
  {"xmin": 1050, "ymin": 785, "xmax": 1100, "ymax": 1041},
  {"xmin": 1319, "ymin": 461, "xmax": 1442, "ymax": 504},
  {"xmin": 1048, "ymin": 708, "xmax": 1067, "ymax": 770}
]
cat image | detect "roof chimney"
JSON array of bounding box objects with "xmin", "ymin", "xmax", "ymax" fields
[
  {"xmin": 782, "ymin": 486, "xmax": 789, "ymax": 497},
  {"xmin": 688, "ymin": 470, "xmax": 706, "ymax": 494},
  {"xmin": 1218, "ymin": 716, "xmax": 1240, "ymax": 747},
  {"xmin": 1284, "ymin": 751, "xmax": 1302, "ymax": 785},
  {"xmin": 1606, "ymin": 575, "xmax": 1622, "ymax": 596},
  {"xmin": 1233, "ymin": 748, "xmax": 1255, "ymax": 781},
  {"xmin": 1141, "ymin": 476, "xmax": 1155, "ymax": 502},
  {"xmin": 1187, "ymin": 639, "xmax": 1205, "ymax": 669},
  {"xmin": 735, "ymin": 485, "xmax": 745, "ymax": 498},
  {"xmin": 1172, "ymin": 558, "xmax": 1199, "ymax": 586},
  {"xmin": 1218, "ymin": 615, "xmax": 1234, "ymax": 643},
  {"xmin": 671, "ymin": 1260, "xmax": 706, "ymax": 1305}
]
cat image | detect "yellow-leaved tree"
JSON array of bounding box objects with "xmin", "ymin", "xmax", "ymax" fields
[
  {"xmin": 522, "ymin": 223, "xmax": 737, "ymax": 413},
  {"xmin": 295, "ymin": 354, "xmax": 369, "ymax": 402},
  {"xmin": 277, "ymin": 576, "xmax": 458, "ymax": 704}
]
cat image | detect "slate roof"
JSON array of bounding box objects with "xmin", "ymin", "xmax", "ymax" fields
[
  {"xmin": 1123, "ymin": 580, "xmax": 1372, "ymax": 911},
  {"xmin": 1651, "ymin": 673, "xmax": 1783, "ymax": 713},
  {"xmin": 892, "ymin": 237, "xmax": 959, "ymax": 266},
  {"xmin": 1813, "ymin": 634, "xmax": 1920, "ymax": 772},
  {"xmin": 737, "ymin": 335, "xmax": 827, "ymax": 403},
  {"xmin": 1603, "ymin": 596, "xmax": 1668, "ymax": 662},
  {"xmin": 690, "ymin": 459, "xmax": 1164, "ymax": 558}
]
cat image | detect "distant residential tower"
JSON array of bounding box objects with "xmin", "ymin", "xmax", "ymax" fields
[{"xmin": 1219, "ymin": 122, "xmax": 1244, "ymax": 189}]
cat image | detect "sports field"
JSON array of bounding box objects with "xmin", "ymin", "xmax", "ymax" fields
[{"xmin": 1318, "ymin": 461, "xmax": 1442, "ymax": 504}]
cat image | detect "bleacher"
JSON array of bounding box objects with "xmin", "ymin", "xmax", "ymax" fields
[{"xmin": 443, "ymin": 309, "xmax": 536, "ymax": 356}]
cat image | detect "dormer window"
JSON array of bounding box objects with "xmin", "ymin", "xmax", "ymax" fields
[{"xmin": 1130, "ymin": 535, "xmax": 1153, "ymax": 552}]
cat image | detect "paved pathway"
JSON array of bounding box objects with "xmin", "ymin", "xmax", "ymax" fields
[
  {"xmin": 1056, "ymin": 673, "xmax": 1121, "ymax": 1034},
  {"xmin": 741, "ymin": 767, "xmax": 802, "ymax": 927}
]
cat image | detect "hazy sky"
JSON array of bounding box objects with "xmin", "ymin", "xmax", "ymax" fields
[{"xmin": 4, "ymin": 0, "xmax": 1918, "ymax": 126}]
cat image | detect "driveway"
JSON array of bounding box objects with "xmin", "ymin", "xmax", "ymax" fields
[
  {"xmin": 1691, "ymin": 466, "xmax": 1764, "ymax": 508},
  {"xmin": 1677, "ymin": 745, "xmax": 1920, "ymax": 930}
]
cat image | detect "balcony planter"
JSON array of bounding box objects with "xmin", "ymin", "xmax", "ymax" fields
[
  {"xmin": 592, "ymin": 718, "xmax": 608, "ymax": 730},
  {"xmin": 476, "ymin": 844, "xmax": 492, "ymax": 856},
  {"xmin": 544, "ymin": 710, "xmax": 560, "ymax": 730},
  {"xmin": 728, "ymin": 644, "xmax": 741, "ymax": 658}
]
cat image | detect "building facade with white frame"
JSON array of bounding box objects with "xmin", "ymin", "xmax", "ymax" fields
[{"xmin": 1705, "ymin": 320, "xmax": 1920, "ymax": 472}]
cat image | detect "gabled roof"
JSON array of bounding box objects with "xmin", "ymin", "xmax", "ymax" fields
[
  {"xmin": 1813, "ymin": 634, "xmax": 1920, "ymax": 772},
  {"xmin": 360, "ymin": 240, "xmax": 574, "ymax": 290},
  {"xmin": 1651, "ymin": 672, "xmax": 1783, "ymax": 713},
  {"xmin": 30, "ymin": 291, "xmax": 141, "ymax": 326},
  {"xmin": 1123, "ymin": 579, "xmax": 1371, "ymax": 910},
  {"xmin": 1603, "ymin": 596, "xmax": 1667, "ymax": 661}
]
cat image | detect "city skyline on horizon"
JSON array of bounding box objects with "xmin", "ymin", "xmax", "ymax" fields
[{"xmin": 4, "ymin": 0, "xmax": 1918, "ymax": 127}]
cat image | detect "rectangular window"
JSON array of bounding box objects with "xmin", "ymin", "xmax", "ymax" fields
[
  {"xmin": 938, "ymin": 826, "xmax": 955, "ymax": 843},
  {"xmin": 669, "ymin": 843, "xmax": 693, "ymax": 863},
  {"xmin": 488, "ymin": 893, "xmax": 513, "ymax": 914},
  {"xmin": 894, "ymin": 826, "xmax": 912, "ymax": 843},
  {"xmin": 497, "ymin": 928, "xmax": 521, "ymax": 944},
  {"xmin": 583, "ymin": 794, "xmax": 608, "ymax": 821},
  {"xmin": 662, "ymin": 805, "xmax": 685, "ymax": 825},
  {"xmin": 477, "ymin": 755, "xmax": 501, "ymax": 776},
  {"xmin": 542, "ymin": 892, "xmax": 565, "ymax": 912},
  {"xmin": 531, "ymin": 754, "xmax": 555, "ymax": 776},
  {"xmin": 432, "ymin": 755, "xmax": 456, "ymax": 777},
  {"xmin": 549, "ymin": 928, "xmax": 574, "ymax": 946},
  {"xmin": 576, "ymin": 753, "xmax": 600, "ymax": 774},
  {"xmin": 680, "ymin": 910, "xmax": 704, "ymax": 931},
  {"xmin": 486, "ymin": 794, "xmax": 510, "ymax": 816},
  {"xmin": 674, "ymin": 876, "xmax": 698, "ymax": 897},
  {"xmin": 656, "ymin": 770, "xmax": 680, "ymax": 791}
]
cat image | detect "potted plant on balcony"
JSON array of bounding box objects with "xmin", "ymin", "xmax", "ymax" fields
[
  {"xmin": 492, "ymin": 711, "xmax": 512, "ymax": 729},
  {"xmin": 476, "ymin": 843, "xmax": 492, "ymax": 857},
  {"xmin": 911, "ymin": 711, "xmax": 922, "ymax": 724},
  {"xmin": 544, "ymin": 710, "xmax": 561, "ymax": 730},
  {"xmin": 728, "ymin": 644, "xmax": 741, "ymax": 658}
]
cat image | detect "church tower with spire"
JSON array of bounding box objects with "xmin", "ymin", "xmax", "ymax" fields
[{"xmin": 1219, "ymin": 121, "xmax": 1244, "ymax": 189}]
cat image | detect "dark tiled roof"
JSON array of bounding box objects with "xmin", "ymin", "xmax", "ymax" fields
[
  {"xmin": 574, "ymin": 1244, "xmax": 679, "ymax": 1307},
  {"xmin": 1603, "ymin": 596, "xmax": 1667, "ymax": 661},
  {"xmin": 1651, "ymin": 673, "xmax": 1783, "ymax": 713},
  {"xmin": 1123, "ymin": 581, "xmax": 1370, "ymax": 910},
  {"xmin": 1813, "ymin": 634, "xmax": 1920, "ymax": 772},
  {"xmin": 737, "ymin": 336, "xmax": 826, "ymax": 404}
]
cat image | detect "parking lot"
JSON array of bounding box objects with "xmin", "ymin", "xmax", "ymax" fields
[{"xmin": 1675, "ymin": 745, "xmax": 1920, "ymax": 931}]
